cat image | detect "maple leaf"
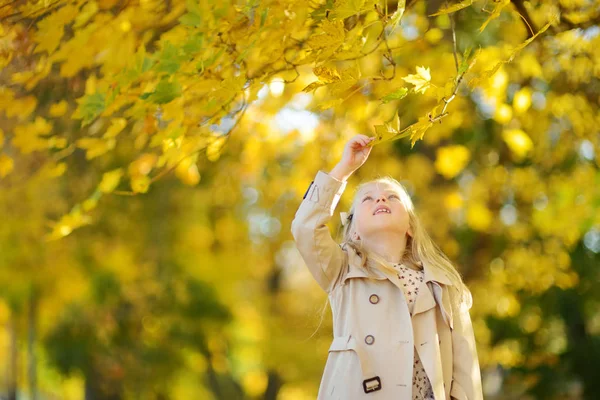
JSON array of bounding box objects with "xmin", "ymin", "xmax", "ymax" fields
[
  {"xmin": 401, "ymin": 66, "xmax": 432, "ymax": 94},
  {"xmin": 330, "ymin": 0, "xmax": 365, "ymax": 20}
]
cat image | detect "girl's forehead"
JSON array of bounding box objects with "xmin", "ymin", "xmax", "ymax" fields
[{"xmin": 357, "ymin": 182, "xmax": 399, "ymax": 196}]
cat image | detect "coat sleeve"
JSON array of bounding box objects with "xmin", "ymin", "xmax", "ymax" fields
[
  {"xmin": 290, "ymin": 170, "xmax": 348, "ymax": 294},
  {"xmin": 450, "ymin": 291, "xmax": 484, "ymax": 400}
]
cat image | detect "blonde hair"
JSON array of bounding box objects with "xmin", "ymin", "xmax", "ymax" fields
[{"xmin": 305, "ymin": 175, "xmax": 472, "ymax": 342}]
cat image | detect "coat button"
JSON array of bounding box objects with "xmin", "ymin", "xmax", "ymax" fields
[
  {"xmin": 369, "ymin": 294, "xmax": 379, "ymax": 304},
  {"xmin": 365, "ymin": 335, "xmax": 375, "ymax": 345}
]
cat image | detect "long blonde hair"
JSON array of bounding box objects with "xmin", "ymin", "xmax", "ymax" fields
[{"xmin": 304, "ymin": 175, "xmax": 473, "ymax": 341}]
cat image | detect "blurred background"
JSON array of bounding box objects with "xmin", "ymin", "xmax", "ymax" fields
[{"xmin": 1, "ymin": 0, "xmax": 599, "ymax": 399}]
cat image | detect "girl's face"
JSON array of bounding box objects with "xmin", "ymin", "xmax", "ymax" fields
[{"xmin": 352, "ymin": 182, "xmax": 412, "ymax": 240}]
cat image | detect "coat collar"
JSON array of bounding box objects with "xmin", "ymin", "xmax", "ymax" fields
[
  {"xmin": 419, "ymin": 260, "xmax": 453, "ymax": 287},
  {"xmin": 340, "ymin": 245, "xmax": 454, "ymax": 287}
]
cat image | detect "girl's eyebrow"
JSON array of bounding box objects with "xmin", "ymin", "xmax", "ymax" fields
[{"xmin": 361, "ymin": 190, "xmax": 397, "ymax": 196}]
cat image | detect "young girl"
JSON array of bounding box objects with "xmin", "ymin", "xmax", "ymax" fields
[{"xmin": 291, "ymin": 134, "xmax": 484, "ymax": 400}]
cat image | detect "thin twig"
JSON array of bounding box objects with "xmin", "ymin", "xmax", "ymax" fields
[
  {"xmin": 428, "ymin": 0, "xmax": 465, "ymax": 122},
  {"xmin": 448, "ymin": 0, "xmax": 459, "ymax": 74}
]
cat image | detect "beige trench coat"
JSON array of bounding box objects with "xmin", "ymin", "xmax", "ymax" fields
[{"xmin": 291, "ymin": 170, "xmax": 484, "ymax": 400}]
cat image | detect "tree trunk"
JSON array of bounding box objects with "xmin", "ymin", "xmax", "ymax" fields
[
  {"xmin": 28, "ymin": 290, "xmax": 38, "ymax": 400},
  {"xmin": 8, "ymin": 316, "xmax": 17, "ymax": 400}
]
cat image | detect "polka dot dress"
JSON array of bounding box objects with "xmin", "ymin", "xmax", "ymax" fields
[{"xmin": 394, "ymin": 263, "xmax": 436, "ymax": 400}]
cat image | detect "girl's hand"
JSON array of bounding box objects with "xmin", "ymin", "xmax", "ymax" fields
[{"xmin": 330, "ymin": 134, "xmax": 375, "ymax": 181}]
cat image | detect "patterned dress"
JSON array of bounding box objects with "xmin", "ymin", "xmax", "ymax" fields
[{"xmin": 394, "ymin": 263, "xmax": 436, "ymax": 400}]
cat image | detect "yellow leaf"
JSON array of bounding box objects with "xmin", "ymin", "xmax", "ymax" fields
[
  {"xmin": 478, "ymin": 0, "xmax": 510, "ymax": 33},
  {"xmin": 46, "ymin": 162, "xmax": 67, "ymax": 178},
  {"xmin": 307, "ymin": 19, "xmax": 345, "ymax": 60},
  {"xmin": 329, "ymin": 0, "xmax": 366, "ymax": 20},
  {"xmin": 302, "ymin": 81, "xmax": 326, "ymax": 93},
  {"xmin": 176, "ymin": 161, "xmax": 201, "ymax": 186},
  {"xmin": 435, "ymin": 145, "xmax": 471, "ymax": 179},
  {"xmin": 33, "ymin": 4, "xmax": 78, "ymax": 55},
  {"xmin": 312, "ymin": 98, "xmax": 344, "ymax": 111},
  {"xmin": 12, "ymin": 117, "xmax": 53, "ymax": 154},
  {"xmin": 429, "ymin": 0, "xmax": 476, "ymax": 16},
  {"xmin": 468, "ymin": 20, "xmax": 554, "ymax": 88},
  {"xmin": 371, "ymin": 104, "xmax": 440, "ymax": 148},
  {"xmin": 46, "ymin": 209, "xmax": 93, "ymax": 241},
  {"xmin": 502, "ymin": 129, "xmax": 533, "ymax": 160},
  {"xmin": 494, "ymin": 103, "xmax": 513, "ymax": 124},
  {"xmin": 407, "ymin": 115, "xmax": 435, "ymax": 148},
  {"xmin": 131, "ymin": 174, "xmax": 151, "ymax": 193},
  {"xmin": 206, "ymin": 136, "xmax": 226, "ymax": 162},
  {"xmin": 104, "ymin": 117, "xmax": 128, "ymax": 138},
  {"xmin": 99, "ymin": 168, "xmax": 123, "ymax": 193},
  {"xmin": 512, "ymin": 87, "xmax": 532, "ymax": 114},
  {"xmin": 76, "ymin": 137, "xmax": 116, "ymax": 159},
  {"xmin": 435, "ymin": 79, "xmax": 455, "ymax": 102},
  {"xmin": 389, "ymin": 0, "xmax": 406, "ymax": 33},
  {"xmin": 129, "ymin": 153, "xmax": 158, "ymax": 178},
  {"xmin": 0, "ymin": 154, "xmax": 14, "ymax": 177},
  {"xmin": 73, "ymin": 1, "xmax": 99, "ymax": 29},
  {"xmin": 49, "ymin": 100, "xmax": 68, "ymax": 117},
  {"xmin": 82, "ymin": 197, "xmax": 99, "ymax": 212},
  {"xmin": 401, "ymin": 66, "xmax": 431, "ymax": 94},
  {"xmin": 37, "ymin": 161, "xmax": 67, "ymax": 179},
  {"xmin": 304, "ymin": 64, "xmax": 359, "ymax": 97},
  {"xmin": 466, "ymin": 202, "xmax": 493, "ymax": 232},
  {"xmin": 1, "ymin": 93, "xmax": 37, "ymax": 119},
  {"xmin": 425, "ymin": 27, "xmax": 444, "ymax": 44},
  {"xmin": 445, "ymin": 191, "xmax": 463, "ymax": 210},
  {"xmin": 313, "ymin": 65, "xmax": 342, "ymax": 83},
  {"xmin": 212, "ymin": 74, "xmax": 247, "ymax": 102}
]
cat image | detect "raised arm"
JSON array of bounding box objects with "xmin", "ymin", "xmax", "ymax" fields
[
  {"xmin": 290, "ymin": 170, "xmax": 348, "ymax": 293},
  {"xmin": 450, "ymin": 290, "xmax": 484, "ymax": 400},
  {"xmin": 290, "ymin": 134, "xmax": 375, "ymax": 293}
]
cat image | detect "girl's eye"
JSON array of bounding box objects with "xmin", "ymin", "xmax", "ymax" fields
[
  {"xmin": 389, "ymin": 194, "xmax": 399, "ymax": 199},
  {"xmin": 362, "ymin": 196, "xmax": 372, "ymax": 202}
]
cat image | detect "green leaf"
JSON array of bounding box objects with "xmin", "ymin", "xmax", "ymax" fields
[
  {"xmin": 180, "ymin": 0, "xmax": 203, "ymax": 26},
  {"xmin": 74, "ymin": 93, "xmax": 105, "ymax": 126},
  {"xmin": 186, "ymin": 0, "xmax": 202, "ymax": 15},
  {"xmin": 146, "ymin": 79, "xmax": 182, "ymax": 104},
  {"xmin": 155, "ymin": 42, "xmax": 184, "ymax": 74},
  {"xmin": 182, "ymin": 32, "xmax": 204, "ymax": 56},
  {"xmin": 260, "ymin": 7, "xmax": 269, "ymax": 27},
  {"xmin": 179, "ymin": 12, "xmax": 202, "ymax": 27},
  {"xmin": 457, "ymin": 46, "xmax": 473, "ymax": 76},
  {"xmin": 381, "ymin": 87, "xmax": 408, "ymax": 103}
]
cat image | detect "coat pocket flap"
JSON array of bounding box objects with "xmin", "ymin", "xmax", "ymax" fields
[{"xmin": 328, "ymin": 335, "xmax": 353, "ymax": 351}]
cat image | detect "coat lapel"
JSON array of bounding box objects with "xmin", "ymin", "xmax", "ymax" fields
[{"xmin": 375, "ymin": 259, "xmax": 454, "ymax": 327}]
